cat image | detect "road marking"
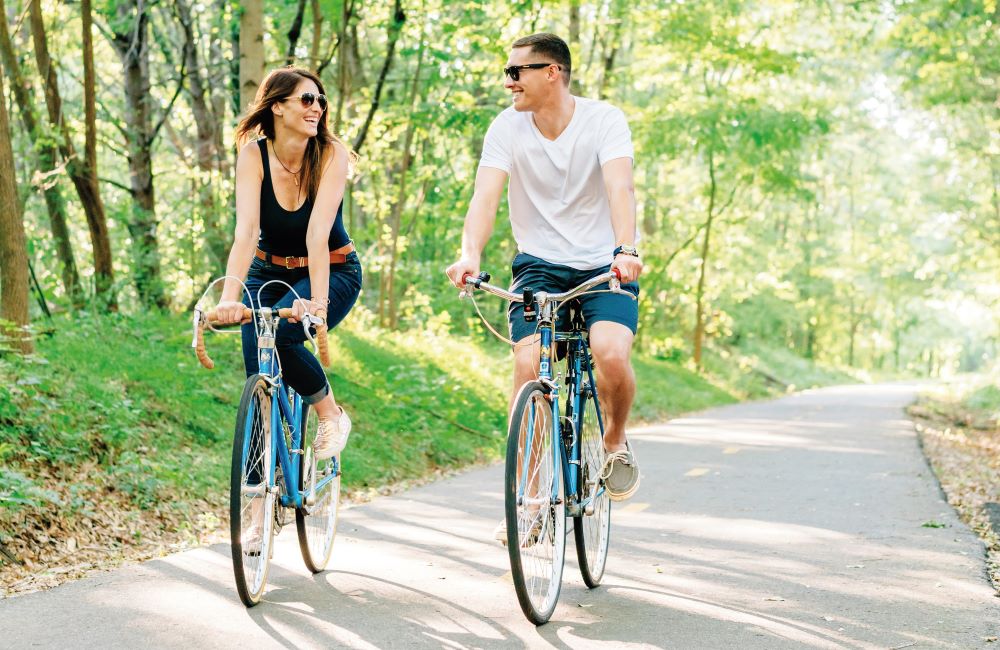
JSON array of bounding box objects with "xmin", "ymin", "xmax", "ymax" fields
[
  {"xmin": 685, "ymin": 467, "xmax": 710, "ymax": 477},
  {"xmin": 621, "ymin": 502, "xmax": 649, "ymax": 513},
  {"xmin": 723, "ymin": 446, "xmax": 740, "ymax": 454}
]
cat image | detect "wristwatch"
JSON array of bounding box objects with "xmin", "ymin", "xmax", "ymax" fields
[{"xmin": 613, "ymin": 244, "xmax": 639, "ymax": 258}]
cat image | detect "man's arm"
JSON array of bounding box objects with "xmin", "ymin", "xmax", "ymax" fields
[
  {"xmin": 446, "ymin": 166, "xmax": 508, "ymax": 287},
  {"xmin": 602, "ymin": 157, "xmax": 643, "ymax": 283}
]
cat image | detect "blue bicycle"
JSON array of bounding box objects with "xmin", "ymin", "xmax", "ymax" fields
[
  {"xmin": 193, "ymin": 282, "xmax": 340, "ymax": 607},
  {"xmin": 462, "ymin": 269, "xmax": 631, "ymax": 624}
]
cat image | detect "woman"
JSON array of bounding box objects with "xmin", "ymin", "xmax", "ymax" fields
[{"xmin": 215, "ymin": 67, "xmax": 361, "ymax": 461}]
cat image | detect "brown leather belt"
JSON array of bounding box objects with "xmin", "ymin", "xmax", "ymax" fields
[{"xmin": 255, "ymin": 242, "xmax": 355, "ymax": 269}]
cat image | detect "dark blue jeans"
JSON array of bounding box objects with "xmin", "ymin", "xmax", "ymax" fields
[{"xmin": 241, "ymin": 252, "xmax": 362, "ymax": 403}]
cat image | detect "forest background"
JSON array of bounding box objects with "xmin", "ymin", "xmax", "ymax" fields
[{"xmin": 0, "ymin": 0, "xmax": 997, "ymax": 591}]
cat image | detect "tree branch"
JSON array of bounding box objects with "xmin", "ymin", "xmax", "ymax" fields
[
  {"xmin": 150, "ymin": 60, "xmax": 187, "ymax": 143},
  {"xmin": 99, "ymin": 176, "xmax": 135, "ymax": 195},
  {"xmin": 352, "ymin": 0, "xmax": 405, "ymax": 154}
]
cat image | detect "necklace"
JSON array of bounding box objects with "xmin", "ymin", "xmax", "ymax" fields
[{"xmin": 271, "ymin": 142, "xmax": 302, "ymax": 186}]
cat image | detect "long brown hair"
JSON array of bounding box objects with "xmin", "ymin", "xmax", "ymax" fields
[{"xmin": 234, "ymin": 67, "xmax": 356, "ymax": 202}]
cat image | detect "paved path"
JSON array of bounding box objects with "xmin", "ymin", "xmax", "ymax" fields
[{"xmin": 2, "ymin": 384, "xmax": 998, "ymax": 648}]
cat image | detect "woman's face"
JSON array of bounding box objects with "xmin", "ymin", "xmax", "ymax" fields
[{"xmin": 273, "ymin": 78, "xmax": 324, "ymax": 139}]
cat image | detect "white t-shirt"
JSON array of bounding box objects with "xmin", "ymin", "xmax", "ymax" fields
[{"xmin": 479, "ymin": 96, "xmax": 634, "ymax": 270}]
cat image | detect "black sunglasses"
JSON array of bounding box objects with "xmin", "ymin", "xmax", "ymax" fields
[
  {"xmin": 285, "ymin": 92, "xmax": 328, "ymax": 111},
  {"xmin": 503, "ymin": 63, "xmax": 559, "ymax": 82}
]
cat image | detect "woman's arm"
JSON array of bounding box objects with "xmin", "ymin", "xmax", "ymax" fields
[
  {"xmin": 298, "ymin": 141, "xmax": 349, "ymax": 321},
  {"xmin": 216, "ymin": 142, "xmax": 264, "ymax": 322}
]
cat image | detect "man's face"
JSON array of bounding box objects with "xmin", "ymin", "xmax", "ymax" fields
[{"xmin": 504, "ymin": 46, "xmax": 558, "ymax": 112}]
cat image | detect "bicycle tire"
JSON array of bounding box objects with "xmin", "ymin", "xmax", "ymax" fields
[
  {"xmin": 230, "ymin": 374, "xmax": 276, "ymax": 607},
  {"xmin": 506, "ymin": 380, "xmax": 566, "ymax": 625},
  {"xmin": 296, "ymin": 403, "xmax": 340, "ymax": 573},
  {"xmin": 574, "ymin": 381, "xmax": 611, "ymax": 587}
]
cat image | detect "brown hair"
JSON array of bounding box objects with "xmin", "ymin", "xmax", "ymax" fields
[
  {"xmin": 234, "ymin": 67, "xmax": 356, "ymax": 202},
  {"xmin": 512, "ymin": 33, "xmax": 572, "ymax": 86}
]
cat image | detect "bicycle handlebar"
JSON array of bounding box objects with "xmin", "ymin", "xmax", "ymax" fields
[
  {"xmin": 192, "ymin": 306, "xmax": 329, "ymax": 370},
  {"xmin": 462, "ymin": 268, "xmax": 625, "ymax": 304}
]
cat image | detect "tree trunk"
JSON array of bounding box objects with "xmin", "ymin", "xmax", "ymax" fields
[
  {"xmin": 308, "ymin": 0, "xmax": 322, "ymax": 72},
  {"xmin": 568, "ymin": 0, "xmax": 582, "ymax": 95},
  {"xmin": 239, "ymin": 0, "xmax": 265, "ymax": 114},
  {"xmin": 0, "ymin": 63, "xmax": 32, "ymax": 353},
  {"xmin": 382, "ymin": 34, "xmax": 424, "ymax": 329},
  {"xmin": 693, "ymin": 148, "xmax": 717, "ymax": 369},
  {"xmin": 332, "ymin": 0, "xmax": 351, "ymax": 133},
  {"xmin": 30, "ymin": 0, "xmax": 116, "ymax": 309},
  {"xmin": 175, "ymin": 0, "xmax": 228, "ymax": 272},
  {"xmin": 109, "ymin": 1, "xmax": 168, "ymax": 310},
  {"xmin": 0, "ymin": 0, "xmax": 82, "ymax": 307},
  {"xmin": 285, "ymin": 0, "xmax": 307, "ymax": 66}
]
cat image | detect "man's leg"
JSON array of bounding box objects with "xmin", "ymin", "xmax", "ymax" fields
[
  {"xmin": 588, "ymin": 321, "xmax": 636, "ymax": 453},
  {"xmin": 511, "ymin": 335, "xmax": 540, "ymax": 414}
]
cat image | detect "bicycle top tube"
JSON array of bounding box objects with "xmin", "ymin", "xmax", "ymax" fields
[{"xmin": 463, "ymin": 269, "xmax": 623, "ymax": 305}]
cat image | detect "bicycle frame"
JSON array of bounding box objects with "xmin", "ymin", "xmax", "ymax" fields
[
  {"xmin": 251, "ymin": 309, "xmax": 339, "ymax": 510},
  {"xmin": 522, "ymin": 301, "xmax": 606, "ymax": 519}
]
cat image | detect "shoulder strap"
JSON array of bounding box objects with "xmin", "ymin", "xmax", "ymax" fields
[{"xmin": 257, "ymin": 138, "xmax": 272, "ymax": 185}]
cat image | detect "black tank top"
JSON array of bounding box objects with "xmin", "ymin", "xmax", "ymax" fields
[{"xmin": 256, "ymin": 138, "xmax": 350, "ymax": 257}]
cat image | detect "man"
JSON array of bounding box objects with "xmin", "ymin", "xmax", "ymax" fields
[{"xmin": 446, "ymin": 33, "xmax": 643, "ymax": 538}]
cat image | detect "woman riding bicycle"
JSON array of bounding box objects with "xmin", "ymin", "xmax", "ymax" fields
[{"xmin": 214, "ymin": 67, "xmax": 361, "ymax": 462}]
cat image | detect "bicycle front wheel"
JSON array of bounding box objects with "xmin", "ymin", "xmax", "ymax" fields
[
  {"xmin": 296, "ymin": 403, "xmax": 340, "ymax": 573},
  {"xmin": 506, "ymin": 381, "xmax": 566, "ymax": 625},
  {"xmin": 230, "ymin": 374, "xmax": 276, "ymax": 607},
  {"xmin": 574, "ymin": 382, "xmax": 611, "ymax": 587}
]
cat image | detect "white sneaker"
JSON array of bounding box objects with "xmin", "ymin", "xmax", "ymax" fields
[
  {"xmin": 243, "ymin": 526, "xmax": 263, "ymax": 556},
  {"xmin": 314, "ymin": 407, "xmax": 351, "ymax": 460},
  {"xmin": 493, "ymin": 515, "xmax": 543, "ymax": 548}
]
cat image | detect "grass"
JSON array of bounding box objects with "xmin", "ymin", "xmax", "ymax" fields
[
  {"xmin": 0, "ymin": 309, "xmax": 856, "ymax": 594},
  {"xmin": 909, "ymin": 373, "xmax": 1000, "ymax": 591}
]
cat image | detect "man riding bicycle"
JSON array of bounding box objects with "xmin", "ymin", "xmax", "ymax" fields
[{"xmin": 446, "ymin": 33, "xmax": 644, "ymax": 540}]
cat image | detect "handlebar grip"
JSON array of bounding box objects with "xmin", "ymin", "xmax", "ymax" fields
[
  {"xmin": 316, "ymin": 318, "xmax": 330, "ymax": 367},
  {"xmin": 204, "ymin": 307, "xmax": 295, "ymax": 324},
  {"xmin": 195, "ymin": 319, "xmax": 214, "ymax": 369}
]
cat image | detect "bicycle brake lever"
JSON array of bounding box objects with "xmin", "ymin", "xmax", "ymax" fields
[{"xmin": 191, "ymin": 308, "xmax": 203, "ymax": 348}]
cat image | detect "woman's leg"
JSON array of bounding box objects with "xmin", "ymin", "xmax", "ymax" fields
[{"xmin": 272, "ymin": 261, "xmax": 362, "ymax": 413}]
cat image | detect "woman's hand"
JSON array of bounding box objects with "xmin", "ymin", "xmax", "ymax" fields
[
  {"xmin": 214, "ymin": 300, "xmax": 248, "ymax": 325},
  {"xmin": 291, "ymin": 298, "xmax": 326, "ymax": 323}
]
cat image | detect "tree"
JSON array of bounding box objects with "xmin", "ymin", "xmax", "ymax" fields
[
  {"xmin": 105, "ymin": 0, "xmax": 172, "ymax": 310},
  {"xmin": 0, "ymin": 56, "xmax": 32, "ymax": 353},
  {"xmin": 0, "ymin": 0, "xmax": 82, "ymax": 307},
  {"xmin": 29, "ymin": 0, "xmax": 116, "ymax": 308},
  {"xmin": 238, "ymin": 0, "xmax": 264, "ymax": 114}
]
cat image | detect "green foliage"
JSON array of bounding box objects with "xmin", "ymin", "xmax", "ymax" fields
[{"xmin": 8, "ymin": 0, "xmax": 997, "ymax": 380}]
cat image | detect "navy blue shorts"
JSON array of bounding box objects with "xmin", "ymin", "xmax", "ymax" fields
[{"xmin": 507, "ymin": 252, "xmax": 639, "ymax": 343}]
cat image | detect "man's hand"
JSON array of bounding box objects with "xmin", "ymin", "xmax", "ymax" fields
[
  {"xmin": 446, "ymin": 257, "xmax": 480, "ymax": 289},
  {"xmin": 611, "ymin": 254, "xmax": 643, "ymax": 284}
]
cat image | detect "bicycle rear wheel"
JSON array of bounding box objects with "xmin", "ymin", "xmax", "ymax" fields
[
  {"xmin": 230, "ymin": 374, "xmax": 276, "ymax": 607},
  {"xmin": 506, "ymin": 381, "xmax": 566, "ymax": 625},
  {"xmin": 574, "ymin": 382, "xmax": 611, "ymax": 587},
  {"xmin": 296, "ymin": 403, "xmax": 340, "ymax": 572}
]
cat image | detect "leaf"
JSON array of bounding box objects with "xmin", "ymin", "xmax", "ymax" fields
[{"xmin": 921, "ymin": 520, "xmax": 947, "ymax": 528}]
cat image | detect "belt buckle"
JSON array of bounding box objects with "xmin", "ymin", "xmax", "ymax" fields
[{"xmin": 284, "ymin": 256, "xmax": 295, "ymax": 270}]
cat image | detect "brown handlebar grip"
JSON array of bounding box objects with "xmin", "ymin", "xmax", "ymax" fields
[
  {"xmin": 195, "ymin": 320, "xmax": 214, "ymax": 369},
  {"xmin": 196, "ymin": 307, "xmax": 307, "ymax": 370},
  {"xmin": 204, "ymin": 307, "xmax": 295, "ymax": 325},
  {"xmin": 316, "ymin": 320, "xmax": 330, "ymax": 367}
]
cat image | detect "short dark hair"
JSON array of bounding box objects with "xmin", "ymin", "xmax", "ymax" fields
[{"xmin": 512, "ymin": 33, "xmax": 571, "ymax": 86}]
